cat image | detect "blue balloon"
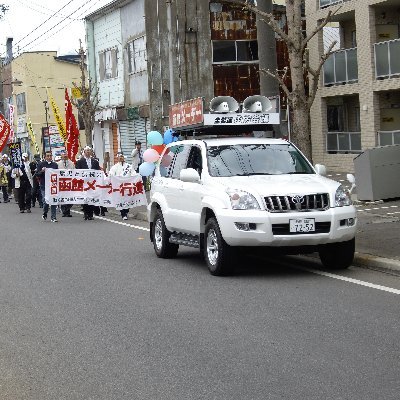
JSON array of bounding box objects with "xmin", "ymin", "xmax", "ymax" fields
[
  {"xmin": 147, "ymin": 130, "xmax": 163, "ymax": 146},
  {"xmin": 139, "ymin": 161, "xmax": 156, "ymax": 177},
  {"xmin": 163, "ymin": 129, "xmax": 178, "ymax": 145}
]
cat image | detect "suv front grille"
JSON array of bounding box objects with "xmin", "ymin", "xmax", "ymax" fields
[{"xmin": 265, "ymin": 193, "xmax": 330, "ymax": 213}]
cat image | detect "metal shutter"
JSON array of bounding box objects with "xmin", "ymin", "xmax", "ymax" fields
[{"xmin": 119, "ymin": 118, "xmax": 149, "ymax": 162}]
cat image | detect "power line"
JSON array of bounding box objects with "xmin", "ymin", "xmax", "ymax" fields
[{"xmin": 9, "ymin": 0, "xmax": 78, "ymax": 52}]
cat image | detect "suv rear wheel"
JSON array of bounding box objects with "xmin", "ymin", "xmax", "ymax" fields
[
  {"xmin": 204, "ymin": 217, "xmax": 235, "ymax": 276},
  {"xmin": 153, "ymin": 210, "xmax": 179, "ymax": 258},
  {"xmin": 318, "ymin": 238, "xmax": 355, "ymax": 269}
]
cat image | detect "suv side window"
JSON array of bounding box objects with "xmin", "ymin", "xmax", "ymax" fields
[
  {"xmin": 169, "ymin": 144, "xmax": 191, "ymax": 179},
  {"xmin": 186, "ymin": 146, "xmax": 203, "ymax": 176}
]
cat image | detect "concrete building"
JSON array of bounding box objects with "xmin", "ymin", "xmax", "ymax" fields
[
  {"xmin": 1, "ymin": 49, "xmax": 84, "ymax": 157},
  {"xmin": 85, "ymin": 0, "xmax": 282, "ymax": 168},
  {"xmin": 306, "ymin": 0, "xmax": 400, "ymax": 172}
]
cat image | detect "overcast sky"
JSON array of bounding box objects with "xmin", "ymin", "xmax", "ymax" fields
[{"xmin": 0, "ymin": 0, "xmax": 112, "ymax": 58}]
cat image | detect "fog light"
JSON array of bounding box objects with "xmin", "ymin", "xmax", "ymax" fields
[
  {"xmin": 235, "ymin": 222, "xmax": 251, "ymax": 231},
  {"xmin": 348, "ymin": 218, "xmax": 355, "ymax": 226},
  {"xmin": 235, "ymin": 222, "xmax": 256, "ymax": 231}
]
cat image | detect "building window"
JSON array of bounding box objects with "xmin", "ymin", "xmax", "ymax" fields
[
  {"xmin": 213, "ymin": 40, "xmax": 258, "ymax": 63},
  {"xmin": 128, "ymin": 36, "xmax": 147, "ymax": 74},
  {"xmin": 99, "ymin": 48, "xmax": 118, "ymax": 81},
  {"xmin": 16, "ymin": 92, "xmax": 26, "ymax": 114}
]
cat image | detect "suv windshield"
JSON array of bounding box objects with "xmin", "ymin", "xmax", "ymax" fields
[{"xmin": 206, "ymin": 143, "xmax": 314, "ymax": 177}]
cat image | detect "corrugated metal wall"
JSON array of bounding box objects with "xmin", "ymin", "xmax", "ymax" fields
[{"xmin": 119, "ymin": 118, "xmax": 149, "ymax": 163}]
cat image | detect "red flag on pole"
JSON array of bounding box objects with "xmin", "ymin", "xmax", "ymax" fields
[
  {"xmin": 0, "ymin": 113, "xmax": 11, "ymax": 153},
  {"xmin": 65, "ymin": 88, "xmax": 80, "ymax": 161}
]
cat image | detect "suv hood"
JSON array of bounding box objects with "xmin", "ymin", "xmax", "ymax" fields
[{"xmin": 211, "ymin": 174, "xmax": 340, "ymax": 196}]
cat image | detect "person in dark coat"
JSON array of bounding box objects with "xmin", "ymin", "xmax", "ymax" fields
[
  {"xmin": 75, "ymin": 146, "xmax": 100, "ymax": 220},
  {"xmin": 36, "ymin": 151, "xmax": 59, "ymax": 222}
]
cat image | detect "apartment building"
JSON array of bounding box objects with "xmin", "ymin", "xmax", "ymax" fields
[{"xmin": 306, "ymin": 0, "xmax": 400, "ymax": 172}]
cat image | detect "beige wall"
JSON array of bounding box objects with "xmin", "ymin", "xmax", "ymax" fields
[
  {"xmin": 10, "ymin": 52, "xmax": 84, "ymax": 156},
  {"xmin": 306, "ymin": 0, "xmax": 400, "ymax": 173}
]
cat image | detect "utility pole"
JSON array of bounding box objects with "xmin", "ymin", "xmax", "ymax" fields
[
  {"xmin": 166, "ymin": 0, "xmax": 175, "ymax": 105},
  {"xmin": 43, "ymin": 100, "xmax": 50, "ymax": 155},
  {"xmin": 72, "ymin": 40, "xmax": 99, "ymax": 147}
]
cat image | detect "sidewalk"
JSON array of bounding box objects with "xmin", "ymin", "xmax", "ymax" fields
[{"xmin": 108, "ymin": 177, "xmax": 400, "ymax": 274}]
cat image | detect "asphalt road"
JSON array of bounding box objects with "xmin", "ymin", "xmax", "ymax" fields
[{"xmin": 1, "ymin": 203, "xmax": 400, "ymax": 399}]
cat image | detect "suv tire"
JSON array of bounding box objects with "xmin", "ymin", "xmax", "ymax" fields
[
  {"xmin": 318, "ymin": 238, "xmax": 355, "ymax": 270},
  {"xmin": 153, "ymin": 210, "xmax": 179, "ymax": 258},
  {"xmin": 204, "ymin": 217, "xmax": 235, "ymax": 276}
]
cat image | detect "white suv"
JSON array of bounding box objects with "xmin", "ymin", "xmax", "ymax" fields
[{"xmin": 148, "ymin": 137, "xmax": 357, "ymax": 276}]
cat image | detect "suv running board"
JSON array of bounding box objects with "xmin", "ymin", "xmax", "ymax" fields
[{"xmin": 169, "ymin": 232, "xmax": 200, "ymax": 248}]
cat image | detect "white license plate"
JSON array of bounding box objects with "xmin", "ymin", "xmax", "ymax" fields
[{"xmin": 289, "ymin": 218, "xmax": 315, "ymax": 233}]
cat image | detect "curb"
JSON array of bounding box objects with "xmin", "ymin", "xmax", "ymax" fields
[{"xmin": 353, "ymin": 252, "xmax": 400, "ymax": 273}]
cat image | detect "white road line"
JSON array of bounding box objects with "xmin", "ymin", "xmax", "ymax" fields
[
  {"xmin": 71, "ymin": 210, "xmax": 400, "ymax": 294},
  {"xmin": 72, "ymin": 210, "xmax": 150, "ymax": 231},
  {"xmin": 293, "ymin": 265, "xmax": 400, "ymax": 295}
]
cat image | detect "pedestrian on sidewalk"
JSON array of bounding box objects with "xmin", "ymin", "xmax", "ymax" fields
[
  {"xmin": 75, "ymin": 146, "xmax": 100, "ymax": 220},
  {"xmin": 57, "ymin": 150, "xmax": 75, "ymax": 217},
  {"xmin": 131, "ymin": 141, "xmax": 147, "ymax": 189},
  {"xmin": 109, "ymin": 152, "xmax": 138, "ymax": 220},
  {"xmin": 36, "ymin": 151, "xmax": 59, "ymax": 222}
]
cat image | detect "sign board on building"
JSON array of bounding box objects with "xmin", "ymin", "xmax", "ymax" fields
[{"xmin": 169, "ymin": 97, "xmax": 204, "ymax": 129}]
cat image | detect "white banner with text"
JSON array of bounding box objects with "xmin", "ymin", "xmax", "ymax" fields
[{"xmin": 45, "ymin": 169, "xmax": 147, "ymax": 210}]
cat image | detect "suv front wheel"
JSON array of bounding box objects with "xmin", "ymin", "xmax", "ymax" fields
[
  {"xmin": 153, "ymin": 210, "xmax": 179, "ymax": 258},
  {"xmin": 204, "ymin": 217, "xmax": 235, "ymax": 276},
  {"xmin": 318, "ymin": 238, "xmax": 355, "ymax": 269}
]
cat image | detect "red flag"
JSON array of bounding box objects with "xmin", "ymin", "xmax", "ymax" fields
[
  {"xmin": 65, "ymin": 89, "xmax": 80, "ymax": 161},
  {"xmin": 0, "ymin": 113, "xmax": 11, "ymax": 153}
]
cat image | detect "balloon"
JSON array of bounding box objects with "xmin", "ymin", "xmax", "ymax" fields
[
  {"xmin": 143, "ymin": 148, "xmax": 160, "ymax": 163},
  {"xmin": 163, "ymin": 129, "xmax": 179, "ymax": 145},
  {"xmin": 139, "ymin": 162, "xmax": 155, "ymax": 177},
  {"xmin": 147, "ymin": 130, "xmax": 163, "ymax": 145},
  {"xmin": 161, "ymin": 153, "xmax": 173, "ymax": 167},
  {"xmin": 152, "ymin": 144, "xmax": 166, "ymax": 155}
]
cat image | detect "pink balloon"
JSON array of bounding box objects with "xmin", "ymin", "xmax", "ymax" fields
[
  {"xmin": 143, "ymin": 148, "xmax": 160, "ymax": 163},
  {"xmin": 161, "ymin": 153, "xmax": 173, "ymax": 167}
]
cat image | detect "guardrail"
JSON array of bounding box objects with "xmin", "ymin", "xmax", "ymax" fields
[
  {"xmin": 327, "ymin": 131, "xmax": 362, "ymax": 153},
  {"xmin": 378, "ymin": 130, "xmax": 400, "ymax": 146},
  {"xmin": 375, "ymin": 38, "xmax": 400, "ymax": 79},
  {"xmin": 320, "ymin": 0, "xmax": 350, "ymax": 9},
  {"xmin": 323, "ymin": 48, "xmax": 358, "ymax": 86}
]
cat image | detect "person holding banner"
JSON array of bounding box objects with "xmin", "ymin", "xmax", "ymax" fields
[
  {"xmin": 75, "ymin": 146, "xmax": 101, "ymax": 221},
  {"xmin": 56, "ymin": 150, "xmax": 75, "ymax": 217},
  {"xmin": 109, "ymin": 152, "xmax": 138, "ymax": 220},
  {"xmin": 36, "ymin": 151, "xmax": 59, "ymax": 222}
]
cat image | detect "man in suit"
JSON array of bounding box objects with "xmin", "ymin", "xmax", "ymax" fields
[
  {"xmin": 75, "ymin": 146, "xmax": 100, "ymax": 220},
  {"xmin": 57, "ymin": 150, "xmax": 75, "ymax": 217}
]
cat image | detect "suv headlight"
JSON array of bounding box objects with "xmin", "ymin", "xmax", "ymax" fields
[
  {"xmin": 226, "ymin": 189, "xmax": 260, "ymax": 210},
  {"xmin": 335, "ymin": 185, "xmax": 352, "ymax": 207}
]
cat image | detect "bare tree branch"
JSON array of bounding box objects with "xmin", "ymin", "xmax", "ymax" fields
[
  {"xmin": 223, "ymin": 0, "xmax": 294, "ymax": 47},
  {"xmin": 260, "ymin": 67, "xmax": 291, "ymax": 101},
  {"xmin": 301, "ymin": 7, "xmax": 340, "ymax": 53},
  {"xmin": 307, "ymin": 40, "xmax": 337, "ymax": 110}
]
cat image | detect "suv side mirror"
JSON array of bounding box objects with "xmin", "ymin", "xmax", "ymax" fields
[
  {"xmin": 180, "ymin": 168, "xmax": 200, "ymax": 183},
  {"xmin": 314, "ymin": 164, "xmax": 327, "ymax": 176}
]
